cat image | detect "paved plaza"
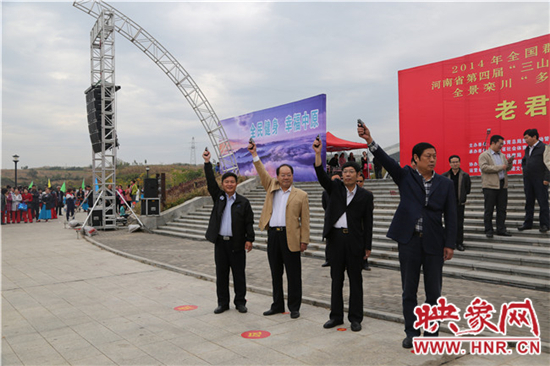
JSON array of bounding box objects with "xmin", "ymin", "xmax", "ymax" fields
[{"xmin": 2, "ymin": 213, "xmax": 549, "ymax": 365}]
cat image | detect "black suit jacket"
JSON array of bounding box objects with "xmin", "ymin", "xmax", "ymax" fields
[
  {"xmin": 522, "ymin": 142, "xmax": 550, "ymax": 181},
  {"xmin": 315, "ymin": 165, "xmax": 374, "ymax": 253},
  {"xmin": 204, "ymin": 163, "xmax": 255, "ymax": 251},
  {"xmin": 371, "ymin": 143, "xmax": 457, "ymax": 254}
]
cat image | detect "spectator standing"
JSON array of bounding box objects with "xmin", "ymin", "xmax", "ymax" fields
[
  {"xmin": 65, "ymin": 189, "xmax": 76, "ymax": 221},
  {"xmin": 518, "ymin": 129, "xmax": 549, "ymax": 233},
  {"xmin": 442, "ymin": 155, "xmax": 471, "ymax": 251},
  {"xmin": 479, "ymin": 135, "xmax": 513, "ymax": 238},
  {"xmin": 21, "ymin": 188, "xmax": 34, "ymax": 223},
  {"xmin": 5, "ymin": 186, "xmax": 13, "ymax": 224},
  {"xmin": 11, "ymin": 189, "xmax": 22, "ymax": 224},
  {"xmin": 38, "ymin": 188, "xmax": 53, "ymax": 222},
  {"xmin": 1, "ymin": 188, "xmax": 7, "ymax": 225},
  {"xmin": 373, "ymin": 157, "xmax": 383, "ymax": 179},
  {"xmin": 56, "ymin": 186, "xmax": 64, "ymax": 217},
  {"xmin": 31, "ymin": 187, "xmax": 40, "ymax": 221},
  {"xmin": 361, "ymin": 151, "xmax": 370, "ymax": 179},
  {"xmin": 348, "ymin": 152, "xmax": 356, "ymax": 162}
]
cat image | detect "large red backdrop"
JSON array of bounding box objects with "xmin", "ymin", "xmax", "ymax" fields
[{"xmin": 398, "ymin": 34, "xmax": 549, "ymax": 175}]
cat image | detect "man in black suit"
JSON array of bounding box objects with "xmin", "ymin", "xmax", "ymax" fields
[
  {"xmin": 203, "ymin": 150, "xmax": 254, "ymax": 314},
  {"xmin": 321, "ymin": 172, "xmax": 341, "ymax": 268},
  {"xmin": 357, "ymin": 123, "xmax": 456, "ymax": 349},
  {"xmin": 519, "ymin": 128, "xmax": 550, "ymax": 233},
  {"xmin": 313, "ymin": 138, "xmax": 374, "ymax": 332}
]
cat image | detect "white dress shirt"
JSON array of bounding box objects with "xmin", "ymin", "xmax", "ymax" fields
[
  {"xmin": 270, "ymin": 186, "xmax": 291, "ymax": 227},
  {"xmin": 334, "ymin": 185, "xmax": 357, "ymax": 229}
]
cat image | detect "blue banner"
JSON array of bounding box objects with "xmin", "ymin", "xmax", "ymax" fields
[{"xmin": 220, "ymin": 94, "xmax": 327, "ymax": 182}]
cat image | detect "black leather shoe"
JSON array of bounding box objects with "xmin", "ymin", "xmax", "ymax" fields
[
  {"xmin": 350, "ymin": 322, "xmax": 361, "ymax": 332},
  {"xmin": 362, "ymin": 262, "xmax": 371, "ymax": 271},
  {"xmin": 456, "ymin": 244, "xmax": 465, "ymax": 251},
  {"xmin": 486, "ymin": 232, "xmax": 494, "ymax": 238},
  {"xmin": 496, "ymin": 231, "xmax": 512, "ymax": 237},
  {"xmin": 518, "ymin": 225, "xmax": 533, "ymax": 231},
  {"xmin": 402, "ymin": 336, "xmax": 413, "ymax": 349},
  {"xmin": 290, "ymin": 311, "xmax": 300, "ymax": 319},
  {"xmin": 236, "ymin": 305, "xmax": 247, "ymax": 313},
  {"xmin": 321, "ymin": 261, "xmax": 330, "ymax": 267},
  {"xmin": 263, "ymin": 309, "xmax": 283, "ymax": 316},
  {"xmin": 539, "ymin": 225, "xmax": 549, "ymax": 233},
  {"xmin": 323, "ymin": 319, "xmax": 344, "ymax": 329},
  {"xmin": 214, "ymin": 305, "xmax": 229, "ymax": 314}
]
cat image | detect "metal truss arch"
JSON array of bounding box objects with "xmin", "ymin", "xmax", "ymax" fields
[{"xmin": 74, "ymin": 0, "xmax": 239, "ymax": 174}]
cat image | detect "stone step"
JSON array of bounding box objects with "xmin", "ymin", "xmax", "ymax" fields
[{"xmin": 156, "ymin": 224, "xmax": 550, "ymax": 268}]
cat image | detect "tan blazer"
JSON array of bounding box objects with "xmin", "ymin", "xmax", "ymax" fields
[
  {"xmin": 479, "ymin": 149, "xmax": 512, "ymax": 189},
  {"xmin": 253, "ymin": 159, "xmax": 310, "ymax": 252}
]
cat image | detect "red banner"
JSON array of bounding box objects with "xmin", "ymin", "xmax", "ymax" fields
[{"xmin": 398, "ymin": 34, "xmax": 549, "ymax": 175}]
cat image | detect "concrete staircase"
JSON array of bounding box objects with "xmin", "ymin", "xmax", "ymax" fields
[{"xmin": 153, "ymin": 175, "xmax": 550, "ymax": 291}]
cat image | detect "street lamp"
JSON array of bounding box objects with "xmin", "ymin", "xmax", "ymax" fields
[{"xmin": 12, "ymin": 154, "xmax": 19, "ymax": 188}]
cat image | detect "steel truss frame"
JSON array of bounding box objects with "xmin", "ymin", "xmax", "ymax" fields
[
  {"xmin": 88, "ymin": 10, "xmax": 117, "ymax": 229},
  {"xmin": 74, "ymin": 0, "xmax": 239, "ymax": 174}
]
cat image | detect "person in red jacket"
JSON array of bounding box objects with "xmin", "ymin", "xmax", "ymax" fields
[{"xmin": 21, "ymin": 189, "xmax": 34, "ymax": 223}]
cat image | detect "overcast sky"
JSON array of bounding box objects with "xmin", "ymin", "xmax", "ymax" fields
[{"xmin": 2, "ymin": 0, "xmax": 548, "ymax": 169}]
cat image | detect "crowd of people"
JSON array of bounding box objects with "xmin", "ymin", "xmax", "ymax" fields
[
  {"xmin": 327, "ymin": 150, "xmax": 383, "ymax": 179},
  {"xmin": 201, "ymin": 124, "xmax": 549, "ymax": 351},
  {"xmin": 1, "ymin": 180, "xmax": 142, "ymax": 224}
]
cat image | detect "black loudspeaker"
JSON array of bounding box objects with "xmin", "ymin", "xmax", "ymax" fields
[
  {"xmin": 143, "ymin": 178, "xmax": 159, "ymax": 198},
  {"xmin": 91, "ymin": 210, "xmax": 103, "ymax": 226},
  {"xmin": 84, "ymin": 85, "xmax": 118, "ymax": 154},
  {"xmin": 141, "ymin": 199, "xmax": 160, "ymax": 215}
]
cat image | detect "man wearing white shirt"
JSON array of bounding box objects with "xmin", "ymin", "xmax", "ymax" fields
[
  {"xmin": 248, "ymin": 141, "xmax": 310, "ymax": 319},
  {"xmin": 313, "ymin": 138, "xmax": 373, "ymax": 332}
]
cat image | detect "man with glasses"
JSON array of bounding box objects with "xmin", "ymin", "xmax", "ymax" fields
[
  {"xmin": 442, "ymin": 155, "xmax": 471, "ymax": 251},
  {"xmin": 313, "ymin": 138, "xmax": 374, "ymax": 332},
  {"xmin": 248, "ymin": 141, "xmax": 310, "ymax": 319}
]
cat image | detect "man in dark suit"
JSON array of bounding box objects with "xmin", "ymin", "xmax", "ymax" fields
[
  {"xmin": 321, "ymin": 172, "xmax": 341, "ymax": 268},
  {"xmin": 519, "ymin": 128, "xmax": 550, "ymax": 233},
  {"xmin": 203, "ymin": 150, "xmax": 254, "ymax": 314},
  {"xmin": 313, "ymin": 138, "xmax": 374, "ymax": 332},
  {"xmin": 357, "ymin": 123, "xmax": 456, "ymax": 348}
]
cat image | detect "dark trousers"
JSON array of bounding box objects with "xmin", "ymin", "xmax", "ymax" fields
[
  {"xmin": 327, "ymin": 230, "xmax": 364, "ymax": 323},
  {"xmin": 374, "ymin": 168, "xmax": 382, "ymax": 179},
  {"xmin": 214, "ymin": 237, "xmax": 246, "ymax": 307},
  {"xmin": 267, "ymin": 229, "xmax": 302, "ymax": 312},
  {"xmin": 56, "ymin": 204, "xmax": 63, "ymax": 215},
  {"xmin": 457, "ymin": 204, "xmax": 465, "ymax": 245},
  {"xmin": 32, "ymin": 204, "xmax": 40, "ymax": 220},
  {"xmin": 66, "ymin": 205, "xmax": 75, "ymax": 221},
  {"xmin": 398, "ymin": 235, "xmax": 444, "ymax": 338},
  {"xmin": 483, "ymin": 180, "xmax": 507, "ymax": 234},
  {"xmin": 522, "ymin": 177, "xmax": 550, "ymax": 228}
]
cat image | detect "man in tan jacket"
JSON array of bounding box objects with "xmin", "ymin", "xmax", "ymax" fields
[
  {"xmin": 248, "ymin": 141, "xmax": 310, "ymax": 319},
  {"xmin": 479, "ymin": 135, "xmax": 514, "ymax": 238}
]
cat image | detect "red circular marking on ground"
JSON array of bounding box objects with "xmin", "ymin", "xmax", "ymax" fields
[
  {"xmin": 241, "ymin": 330, "xmax": 271, "ymax": 339},
  {"xmin": 174, "ymin": 305, "xmax": 198, "ymax": 311},
  {"xmin": 337, "ymin": 328, "xmax": 347, "ymax": 331}
]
